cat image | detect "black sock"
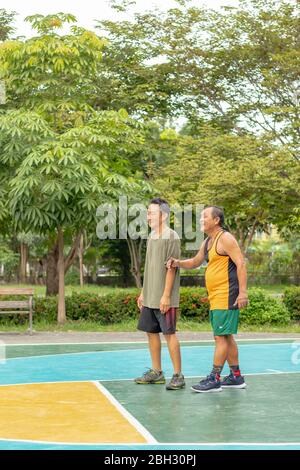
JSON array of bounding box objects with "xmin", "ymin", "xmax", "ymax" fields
[
  {"xmin": 211, "ymin": 364, "xmax": 223, "ymax": 380},
  {"xmin": 230, "ymin": 365, "xmax": 241, "ymax": 377}
]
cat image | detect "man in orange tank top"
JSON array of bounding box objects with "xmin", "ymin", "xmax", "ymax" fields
[{"xmin": 167, "ymin": 206, "xmax": 249, "ymax": 393}]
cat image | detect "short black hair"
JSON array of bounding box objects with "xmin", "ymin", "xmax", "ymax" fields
[
  {"xmin": 205, "ymin": 205, "xmax": 225, "ymax": 227},
  {"xmin": 149, "ymin": 197, "xmax": 170, "ymax": 215}
]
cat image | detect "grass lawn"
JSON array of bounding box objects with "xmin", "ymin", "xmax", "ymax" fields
[
  {"xmin": 0, "ymin": 283, "xmax": 290, "ymax": 296},
  {"xmin": 0, "ymin": 283, "xmax": 138, "ymax": 297},
  {"xmin": 251, "ymin": 284, "xmax": 287, "ymax": 295},
  {"xmin": 0, "ymin": 319, "xmax": 299, "ymax": 334}
]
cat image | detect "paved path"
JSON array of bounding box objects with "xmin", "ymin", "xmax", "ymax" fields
[{"xmin": 0, "ymin": 331, "xmax": 299, "ymax": 344}]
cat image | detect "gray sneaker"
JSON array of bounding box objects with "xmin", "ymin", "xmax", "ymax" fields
[
  {"xmin": 166, "ymin": 373, "xmax": 185, "ymax": 390},
  {"xmin": 134, "ymin": 368, "xmax": 166, "ymax": 384}
]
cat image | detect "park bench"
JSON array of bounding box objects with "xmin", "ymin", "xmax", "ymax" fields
[{"xmin": 0, "ymin": 288, "xmax": 34, "ymax": 335}]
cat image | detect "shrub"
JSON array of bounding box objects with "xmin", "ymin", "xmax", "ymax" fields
[
  {"xmin": 64, "ymin": 270, "xmax": 80, "ymax": 285},
  {"xmin": 240, "ymin": 288, "xmax": 290, "ymax": 325},
  {"xmin": 178, "ymin": 287, "xmax": 209, "ymax": 321},
  {"xmin": 283, "ymin": 287, "xmax": 300, "ymax": 320},
  {"xmin": 0, "ymin": 286, "xmax": 292, "ymax": 326}
]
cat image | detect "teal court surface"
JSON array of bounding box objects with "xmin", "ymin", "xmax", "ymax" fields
[{"xmin": 0, "ymin": 338, "xmax": 300, "ymax": 450}]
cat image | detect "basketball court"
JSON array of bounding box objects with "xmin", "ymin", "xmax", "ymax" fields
[{"xmin": 0, "ymin": 338, "xmax": 299, "ymax": 449}]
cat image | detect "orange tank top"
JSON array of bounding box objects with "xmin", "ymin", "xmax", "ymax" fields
[{"xmin": 204, "ymin": 230, "xmax": 239, "ymax": 310}]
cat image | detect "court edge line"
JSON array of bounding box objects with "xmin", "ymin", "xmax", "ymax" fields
[
  {"xmin": 3, "ymin": 341, "xmax": 296, "ymax": 362},
  {"xmin": 97, "ymin": 370, "xmax": 300, "ymax": 382},
  {"xmin": 0, "ymin": 370, "xmax": 299, "ymax": 388},
  {"xmin": 0, "ymin": 438, "xmax": 299, "ymax": 447},
  {"xmin": 93, "ymin": 381, "xmax": 157, "ymax": 445},
  {"xmin": 4, "ymin": 338, "xmax": 300, "ymax": 347}
]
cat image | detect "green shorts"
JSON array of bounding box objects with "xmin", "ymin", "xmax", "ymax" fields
[{"xmin": 209, "ymin": 309, "xmax": 240, "ymax": 336}]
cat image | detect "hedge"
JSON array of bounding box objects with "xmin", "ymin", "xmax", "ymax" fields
[
  {"xmin": 283, "ymin": 286, "xmax": 300, "ymax": 320},
  {"xmin": 240, "ymin": 288, "xmax": 290, "ymax": 325},
  {"xmin": 0, "ymin": 287, "xmax": 292, "ymax": 326}
]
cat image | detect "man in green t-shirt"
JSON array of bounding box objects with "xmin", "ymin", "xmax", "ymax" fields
[{"xmin": 135, "ymin": 198, "xmax": 185, "ymax": 390}]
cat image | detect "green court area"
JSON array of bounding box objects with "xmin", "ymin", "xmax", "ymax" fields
[
  {"xmin": 104, "ymin": 373, "xmax": 300, "ymax": 444},
  {"xmin": 0, "ymin": 339, "xmax": 299, "ymax": 449}
]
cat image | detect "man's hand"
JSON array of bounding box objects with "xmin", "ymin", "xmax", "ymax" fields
[
  {"xmin": 166, "ymin": 257, "xmax": 180, "ymax": 269},
  {"xmin": 160, "ymin": 294, "xmax": 171, "ymax": 314},
  {"xmin": 137, "ymin": 293, "xmax": 144, "ymax": 311},
  {"xmin": 234, "ymin": 293, "xmax": 249, "ymax": 309}
]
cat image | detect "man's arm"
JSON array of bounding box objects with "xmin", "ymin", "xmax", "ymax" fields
[
  {"xmin": 137, "ymin": 289, "xmax": 143, "ymax": 310},
  {"xmin": 220, "ymin": 233, "xmax": 248, "ymax": 309},
  {"xmin": 160, "ymin": 268, "xmax": 176, "ymax": 313},
  {"xmin": 160, "ymin": 237, "xmax": 181, "ymax": 313},
  {"xmin": 166, "ymin": 240, "xmax": 206, "ymax": 270}
]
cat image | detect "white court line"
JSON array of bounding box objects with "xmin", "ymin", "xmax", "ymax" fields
[
  {"xmin": 4, "ymin": 337, "xmax": 300, "ymax": 346},
  {"xmin": 0, "ymin": 370, "xmax": 299, "ymax": 388},
  {"xmin": 3, "ymin": 341, "xmax": 295, "ymax": 362},
  {"xmin": 4, "ymin": 341, "xmax": 152, "ymax": 346},
  {"xmin": 99, "ymin": 370, "xmax": 300, "ymax": 382},
  {"xmin": 0, "ymin": 438, "xmax": 299, "ymax": 447},
  {"xmin": 266, "ymin": 369, "xmax": 283, "ymax": 373},
  {"xmin": 93, "ymin": 381, "xmax": 157, "ymax": 445}
]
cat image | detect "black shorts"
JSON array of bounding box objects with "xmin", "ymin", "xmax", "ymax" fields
[{"xmin": 137, "ymin": 306, "xmax": 177, "ymax": 335}]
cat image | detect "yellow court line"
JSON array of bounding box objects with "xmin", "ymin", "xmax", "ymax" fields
[{"xmin": 0, "ymin": 381, "xmax": 147, "ymax": 444}]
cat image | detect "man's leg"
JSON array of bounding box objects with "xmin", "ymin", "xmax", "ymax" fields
[
  {"xmin": 164, "ymin": 333, "xmax": 181, "ymax": 374},
  {"xmin": 221, "ymin": 335, "xmax": 246, "ymax": 388},
  {"xmin": 226, "ymin": 334, "xmax": 239, "ymax": 366},
  {"xmin": 164, "ymin": 333, "xmax": 185, "ymax": 390},
  {"xmin": 191, "ymin": 335, "xmax": 228, "ymax": 393},
  {"xmin": 135, "ymin": 307, "xmax": 165, "ymax": 384},
  {"xmin": 212, "ymin": 335, "xmax": 229, "ymax": 378},
  {"xmin": 147, "ymin": 332, "xmax": 162, "ymax": 372}
]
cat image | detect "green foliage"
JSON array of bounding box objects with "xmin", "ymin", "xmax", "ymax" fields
[
  {"xmin": 0, "ymin": 9, "xmax": 16, "ymax": 41},
  {"xmin": 98, "ymin": 0, "xmax": 300, "ymax": 241},
  {"xmin": 98, "ymin": 0, "xmax": 300, "ymax": 153},
  {"xmin": 178, "ymin": 287, "xmax": 209, "ymax": 320},
  {"xmin": 0, "ymin": 238, "xmax": 19, "ymax": 274},
  {"xmin": 25, "ymin": 13, "xmax": 77, "ymax": 34},
  {"xmin": 247, "ymin": 239, "xmax": 300, "ymax": 280},
  {"xmin": 241, "ymin": 288, "xmax": 290, "ymax": 325},
  {"xmin": 64, "ymin": 270, "xmax": 80, "ymax": 286},
  {"xmin": 0, "ymin": 287, "xmax": 293, "ymax": 326},
  {"xmin": 283, "ymin": 287, "xmax": 300, "ymax": 321},
  {"xmin": 0, "ymin": 15, "xmax": 107, "ymax": 123},
  {"xmin": 155, "ymin": 127, "xmax": 299, "ymax": 250},
  {"xmin": 0, "ymin": 14, "xmax": 151, "ymax": 237},
  {"xmin": 0, "ymin": 108, "xmax": 147, "ymax": 233}
]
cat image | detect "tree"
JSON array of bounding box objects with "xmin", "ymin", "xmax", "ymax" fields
[
  {"xmin": 94, "ymin": 16, "xmax": 177, "ymax": 119},
  {"xmin": 98, "ymin": 0, "xmax": 300, "ymax": 157},
  {"xmin": 96, "ymin": 0, "xmax": 300, "ymax": 239},
  {"xmin": 0, "ymin": 9, "xmax": 16, "ymax": 41},
  {"xmin": 155, "ymin": 126, "xmax": 300, "ymax": 252},
  {"xmin": 0, "ymin": 13, "xmax": 160, "ymax": 300},
  {"xmin": 1, "ymin": 108, "xmax": 145, "ymax": 322},
  {"xmin": 0, "ymin": 236, "xmax": 19, "ymax": 281}
]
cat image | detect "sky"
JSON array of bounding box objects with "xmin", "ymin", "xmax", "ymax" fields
[{"xmin": 2, "ymin": 0, "xmax": 241, "ymax": 38}]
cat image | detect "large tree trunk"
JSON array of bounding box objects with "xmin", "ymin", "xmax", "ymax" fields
[
  {"xmin": 46, "ymin": 232, "xmax": 82, "ymax": 296},
  {"xmin": 57, "ymin": 227, "xmax": 66, "ymax": 324},
  {"xmin": 79, "ymin": 232, "xmax": 84, "ymax": 288},
  {"xmin": 19, "ymin": 242, "xmax": 28, "ymax": 284},
  {"xmin": 127, "ymin": 238, "xmax": 144, "ymax": 288},
  {"xmin": 46, "ymin": 240, "xmax": 59, "ymax": 296}
]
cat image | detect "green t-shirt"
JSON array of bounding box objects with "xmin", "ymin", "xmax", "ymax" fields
[{"xmin": 143, "ymin": 227, "xmax": 181, "ymax": 309}]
